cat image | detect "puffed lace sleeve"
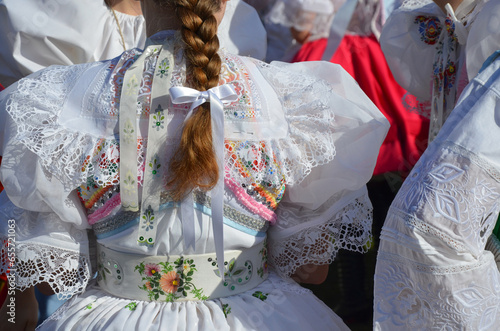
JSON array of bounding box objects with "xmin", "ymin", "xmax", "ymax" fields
[
  {"xmin": 380, "ymin": 1, "xmax": 442, "ymax": 103},
  {"xmin": 374, "ymin": 53, "xmax": 500, "ymax": 329},
  {"xmin": 252, "ymin": 60, "xmax": 389, "ymax": 277},
  {"xmin": 0, "ymin": 62, "xmax": 115, "ymax": 299}
]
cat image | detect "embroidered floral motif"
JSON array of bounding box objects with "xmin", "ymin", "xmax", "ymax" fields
[
  {"xmin": 152, "ymin": 104, "xmax": 165, "ymax": 131},
  {"xmin": 257, "ymin": 243, "xmax": 268, "ymax": 278},
  {"xmin": 134, "ymin": 258, "xmax": 208, "ymax": 301},
  {"xmin": 444, "ymin": 17, "xmax": 457, "ymax": 43},
  {"xmin": 252, "ymin": 291, "xmax": 268, "ymax": 301},
  {"xmin": 156, "ymin": 58, "xmax": 170, "ymax": 78},
  {"xmin": 122, "ymin": 170, "xmax": 137, "ymax": 196},
  {"xmin": 141, "ymin": 205, "xmax": 155, "ymax": 237},
  {"xmin": 98, "ymin": 252, "xmax": 124, "ymax": 284},
  {"xmin": 84, "ymin": 299, "xmax": 98, "ymax": 310},
  {"xmin": 415, "ymin": 16, "xmax": 442, "ymax": 45},
  {"xmin": 111, "ymin": 53, "xmax": 138, "ymax": 110},
  {"xmin": 149, "ymin": 154, "xmax": 162, "ymax": 177},
  {"xmin": 212, "ymin": 257, "xmax": 253, "ymax": 291},
  {"xmin": 125, "ymin": 74, "xmax": 139, "ymax": 96},
  {"xmin": 124, "ymin": 302, "xmax": 137, "ymax": 311},
  {"xmin": 220, "ymin": 54, "xmax": 261, "ymax": 119},
  {"xmin": 222, "ymin": 303, "xmax": 231, "ymax": 318},
  {"xmin": 122, "ymin": 119, "xmax": 136, "ymax": 144}
]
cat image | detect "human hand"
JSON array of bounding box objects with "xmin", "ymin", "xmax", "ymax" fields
[
  {"xmin": 291, "ymin": 27, "xmax": 311, "ymax": 44},
  {"xmin": 291, "ymin": 264, "xmax": 329, "ymax": 284}
]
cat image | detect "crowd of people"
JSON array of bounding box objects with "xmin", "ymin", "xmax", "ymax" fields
[{"xmin": 0, "ymin": 0, "xmax": 499, "ymax": 330}]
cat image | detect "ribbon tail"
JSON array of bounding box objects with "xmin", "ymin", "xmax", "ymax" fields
[
  {"xmin": 209, "ymin": 93, "xmax": 226, "ymax": 280},
  {"xmin": 181, "ymin": 193, "xmax": 196, "ymax": 251}
]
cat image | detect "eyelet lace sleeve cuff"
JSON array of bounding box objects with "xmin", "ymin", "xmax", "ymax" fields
[
  {"xmin": 1, "ymin": 239, "xmax": 91, "ymax": 300},
  {"xmin": 268, "ymin": 191, "xmax": 372, "ymax": 277}
]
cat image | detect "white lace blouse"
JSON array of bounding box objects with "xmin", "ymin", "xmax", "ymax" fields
[
  {"xmin": 0, "ymin": 32, "xmax": 389, "ymax": 299},
  {"xmin": 374, "ymin": 51, "xmax": 500, "ymax": 330}
]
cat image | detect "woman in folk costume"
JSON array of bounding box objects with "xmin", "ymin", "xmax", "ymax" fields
[
  {"xmin": 0, "ymin": 0, "xmax": 389, "ymax": 330},
  {"xmin": 0, "ymin": 0, "xmax": 266, "ymax": 88},
  {"xmin": 267, "ymin": 0, "xmax": 428, "ymax": 177},
  {"xmin": 380, "ymin": 0, "xmax": 500, "ymax": 142},
  {"xmin": 374, "ymin": 0, "xmax": 500, "ymax": 327}
]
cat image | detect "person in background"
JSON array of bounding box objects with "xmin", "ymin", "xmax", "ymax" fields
[
  {"xmin": 374, "ymin": 46, "xmax": 500, "ymax": 329},
  {"xmin": 0, "ymin": 0, "xmax": 266, "ymax": 88},
  {"xmin": 380, "ymin": 0, "xmax": 499, "ymax": 142},
  {"xmin": 266, "ymin": 0, "xmax": 428, "ymax": 326}
]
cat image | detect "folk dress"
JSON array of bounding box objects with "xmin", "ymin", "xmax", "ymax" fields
[
  {"xmin": 374, "ymin": 51, "xmax": 500, "ymax": 329},
  {"xmin": 0, "ymin": 31, "xmax": 388, "ymax": 330},
  {"xmin": 380, "ymin": 0, "xmax": 500, "ymax": 141},
  {"xmin": 269, "ymin": 0, "xmax": 429, "ymax": 176}
]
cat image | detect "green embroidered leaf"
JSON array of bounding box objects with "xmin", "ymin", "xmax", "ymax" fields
[
  {"xmin": 233, "ymin": 269, "xmax": 242, "ymax": 276},
  {"xmin": 154, "ymin": 293, "xmax": 159, "ymax": 300},
  {"xmin": 228, "ymin": 259, "xmax": 236, "ymax": 272},
  {"xmin": 185, "ymin": 277, "xmax": 192, "ymax": 282},
  {"xmin": 187, "ymin": 270, "xmax": 194, "ymax": 277},
  {"xmin": 184, "ymin": 285, "xmax": 191, "ymax": 290}
]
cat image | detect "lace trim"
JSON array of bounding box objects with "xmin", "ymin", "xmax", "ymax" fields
[
  {"xmin": 4, "ymin": 64, "xmax": 101, "ymax": 191},
  {"xmin": 389, "ymin": 207, "xmax": 468, "ymax": 253},
  {"xmin": 444, "ymin": 142, "xmax": 500, "ymax": 183},
  {"xmin": 252, "ymin": 60, "xmax": 337, "ymax": 186},
  {"xmin": 374, "ymin": 260, "xmax": 500, "ymax": 330},
  {"xmin": 0, "ymin": 239, "xmax": 91, "ymax": 300},
  {"xmin": 377, "ymin": 250, "xmax": 491, "ymax": 275},
  {"xmin": 400, "ymin": 0, "xmax": 433, "ymax": 10},
  {"xmin": 269, "ymin": 194, "xmax": 372, "ymax": 277}
]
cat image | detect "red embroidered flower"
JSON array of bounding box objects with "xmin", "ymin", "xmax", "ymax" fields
[
  {"xmin": 415, "ymin": 16, "xmax": 442, "ymax": 45},
  {"xmin": 145, "ymin": 263, "xmax": 161, "ymax": 277}
]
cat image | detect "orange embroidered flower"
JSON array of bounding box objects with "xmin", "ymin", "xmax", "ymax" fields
[
  {"xmin": 145, "ymin": 281, "xmax": 153, "ymax": 290},
  {"xmin": 160, "ymin": 271, "xmax": 180, "ymax": 294}
]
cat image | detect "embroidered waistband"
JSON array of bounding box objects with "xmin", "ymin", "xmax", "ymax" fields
[{"xmin": 97, "ymin": 241, "xmax": 269, "ymax": 302}]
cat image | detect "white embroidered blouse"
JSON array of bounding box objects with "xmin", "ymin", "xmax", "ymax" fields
[
  {"xmin": 374, "ymin": 51, "xmax": 500, "ymax": 330},
  {"xmin": 0, "ymin": 32, "xmax": 388, "ymax": 300}
]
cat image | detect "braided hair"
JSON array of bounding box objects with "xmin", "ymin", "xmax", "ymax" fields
[{"xmin": 162, "ymin": 0, "xmax": 223, "ymax": 200}]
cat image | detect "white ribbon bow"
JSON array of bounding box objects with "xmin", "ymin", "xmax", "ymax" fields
[{"xmin": 170, "ymin": 84, "xmax": 237, "ymax": 279}]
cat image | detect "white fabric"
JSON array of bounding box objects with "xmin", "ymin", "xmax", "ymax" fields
[
  {"xmin": 0, "ymin": 0, "xmax": 267, "ymax": 88},
  {"xmin": 38, "ymin": 273, "xmax": 350, "ymax": 331},
  {"xmin": 0, "ymin": 0, "xmax": 146, "ymax": 87},
  {"xmin": 380, "ymin": 0, "xmax": 495, "ymax": 139},
  {"xmin": 219, "ymin": 0, "xmax": 268, "ymax": 60},
  {"xmin": 374, "ymin": 51, "xmax": 500, "ymax": 330},
  {"xmin": 0, "ymin": 31, "xmax": 388, "ymax": 329}
]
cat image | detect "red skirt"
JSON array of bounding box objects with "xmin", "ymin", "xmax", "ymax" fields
[{"xmin": 293, "ymin": 35, "xmax": 429, "ymax": 176}]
